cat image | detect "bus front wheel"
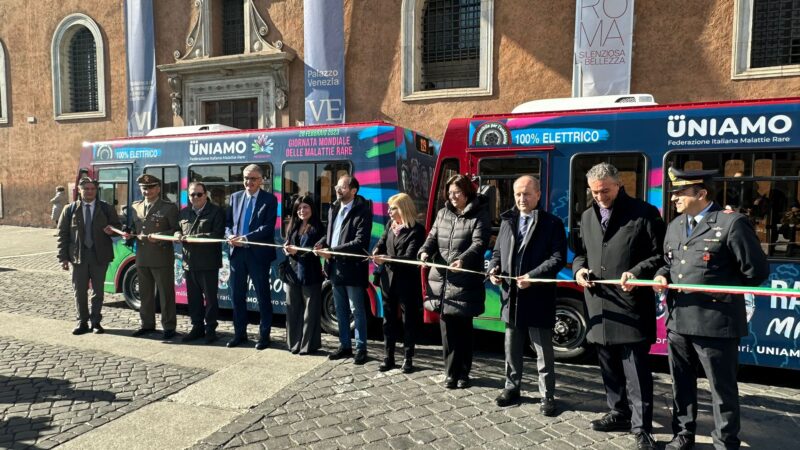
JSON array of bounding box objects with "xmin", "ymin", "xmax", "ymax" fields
[
  {"xmin": 320, "ymin": 283, "xmax": 355, "ymax": 336},
  {"xmin": 550, "ymin": 297, "xmax": 589, "ymax": 361},
  {"xmin": 122, "ymin": 266, "xmax": 141, "ymax": 311}
]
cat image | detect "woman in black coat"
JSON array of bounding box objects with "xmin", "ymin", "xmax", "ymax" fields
[
  {"xmin": 418, "ymin": 174, "xmax": 491, "ymax": 389},
  {"xmin": 372, "ymin": 193, "xmax": 425, "ymax": 373},
  {"xmin": 282, "ymin": 194, "xmax": 324, "ymax": 354}
]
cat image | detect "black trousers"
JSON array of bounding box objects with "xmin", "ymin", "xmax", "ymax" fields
[
  {"xmin": 382, "ymin": 288, "xmax": 421, "ymax": 358},
  {"xmin": 440, "ymin": 314, "xmax": 473, "ymax": 380},
  {"xmin": 668, "ymin": 330, "xmax": 741, "ymax": 450},
  {"xmin": 595, "ymin": 342, "xmax": 654, "ymax": 433},
  {"xmin": 185, "ymin": 269, "xmax": 219, "ymax": 333}
]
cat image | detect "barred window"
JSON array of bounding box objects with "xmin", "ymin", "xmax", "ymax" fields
[
  {"xmin": 750, "ymin": 0, "xmax": 800, "ymax": 68},
  {"xmin": 222, "ymin": 0, "xmax": 245, "ymax": 55},
  {"xmin": 68, "ymin": 28, "xmax": 99, "ymax": 113},
  {"xmin": 421, "ymin": 0, "xmax": 481, "ymax": 90}
]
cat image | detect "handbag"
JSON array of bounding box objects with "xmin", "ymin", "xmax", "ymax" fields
[{"xmin": 277, "ymin": 259, "xmax": 299, "ymax": 285}]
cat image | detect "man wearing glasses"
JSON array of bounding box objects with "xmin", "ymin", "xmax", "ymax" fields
[
  {"xmin": 315, "ymin": 174, "xmax": 373, "ymax": 364},
  {"xmin": 225, "ymin": 164, "xmax": 278, "ymax": 349},
  {"xmin": 175, "ymin": 181, "xmax": 225, "ymax": 344},
  {"xmin": 128, "ymin": 174, "xmax": 180, "ymax": 340}
]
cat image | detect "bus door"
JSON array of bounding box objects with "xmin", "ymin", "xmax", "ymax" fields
[
  {"xmin": 94, "ymin": 164, "xmax": 133, "ymax": 227},
  {"xmin": 471, "ymin": 153, "xmax": 548, "ymax": 332}
]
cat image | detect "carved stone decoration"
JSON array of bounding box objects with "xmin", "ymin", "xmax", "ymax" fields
[
  {"xmin": 167, "ymin": 76, "xmax": 183, "ymax": 117},
  {"xmin": 246, "ymin": 0, "xmax": 282, "ymax": 54},
  {"xmin": 274, "ymin": 88, "xmax": 286, "ymax": 110},
  {"xmin": 174, "ymin": 0, "xmax": 209, "ymax": 61}
]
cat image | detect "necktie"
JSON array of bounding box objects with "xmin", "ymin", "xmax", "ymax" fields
[
  {"xmin": 144, "ymin": 202, "xmax": 151, "ymax": 216},
  {"xmin": 241, "ymin": 196, "xmax": 254, "ymax": 235},
  {"xmin": 599, "ymin": 207, "xmax": 611, "ymax": 232},
  {"xmin": 688, "ymin": 217, "xmax": 697, "ymax": 235},
  {"xmin": 84, "ymin": 204, "xmax": 94, "ymax": 248},
  {"xmin": 518, "ymin": 215, "xmax": 530, "ymax": 242}
]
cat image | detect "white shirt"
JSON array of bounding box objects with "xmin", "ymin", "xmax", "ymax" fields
[{"xmin": 330, "ymin": 199, "xmax": 353, "ymax": 248}]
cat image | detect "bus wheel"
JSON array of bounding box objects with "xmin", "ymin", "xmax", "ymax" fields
[
  {"xmin": 320, "ymin": 284, "xmax": 355, "ymax": 336},
  {"xmin": 122, "ymin": 266, "xmax": 141, "ymax": 311},
  {"xmin": 550, "ymin": 297, "xmax": 588, "ymax": 360}
]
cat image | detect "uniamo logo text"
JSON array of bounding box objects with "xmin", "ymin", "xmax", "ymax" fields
[
  {"xmin": 667, "ymin": 114, "xmax": 792, "ymax": 138},
  {"xmin": 189, "ymin": 140, "xmax": 248, "ymax": 156}
]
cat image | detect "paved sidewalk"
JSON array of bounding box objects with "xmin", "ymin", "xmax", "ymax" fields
[{"xmin": 1, "ymin": 225, "xmax": 799, "ymax": 449}]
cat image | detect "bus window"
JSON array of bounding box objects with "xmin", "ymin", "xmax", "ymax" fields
[
  {"xmin": 667, "ymin": 151, "xmax": 800, "ymax": 259},
  {"xmin": 569, "ymin": 154, "xmax": 646, "ymax": 251},
  {"xmin": 96, "ymin": 167, "xmax": 130, "ymax": 225},
  {"xmin": 478, "ymin": 158, "xmax": 542, "ymax": 237},
  {"xmin": 143, "ymin": 166, "xmax": 179, "ymax": 203},
  {"xmin": 433, "ymin": 159, "xmax": 460, "ymax": 210},
  {"xmin": 282, "ymin": 161, "xmax": 351, "ymax": 235},
  {"xmin": 188, "ymin": 163, "xmax": 273, "ymax": 209}
]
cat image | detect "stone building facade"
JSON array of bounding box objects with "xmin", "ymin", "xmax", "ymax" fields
[{"xmin": 0, "ymin": 0, "xmax": 798, "ymax": 226}]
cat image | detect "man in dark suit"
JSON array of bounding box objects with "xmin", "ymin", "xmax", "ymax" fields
[
  {"xmin": 127, "ymin": 174, "xmax": 180, "ymax": 340},
  {"xmin": 573, "ymin": 163, "xmax": 665, "ymax": 450},
  {"xmin": 314, "ymin": 174, "xmax": 373, "ymax": 364},
  {"xmin": 654, "ymin": 168, "xmax": 769, "ymax": 450},
  {"xmin": 57, "ymin": 177, "xmax": 122, "ymax": 335},
  {"xmin": 176, "ymin": 181, "xmax": 225, "ymax": 344},
  {"xmin": 225, "ymin": 164, "xmax": 277, "ymax": 350},
  {"xmin": 488, "ymin": 176, "xmax": 566, "ymax": 416}
]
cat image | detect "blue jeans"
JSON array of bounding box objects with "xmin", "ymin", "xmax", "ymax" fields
[{"xmin": 332, "ymin": 284, "xmax": 367, "ymax": 351}]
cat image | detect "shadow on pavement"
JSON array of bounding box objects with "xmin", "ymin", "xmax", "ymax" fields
[{"xmin": 0, "ymin": 374, "xmax": 121, "ymax": 449}]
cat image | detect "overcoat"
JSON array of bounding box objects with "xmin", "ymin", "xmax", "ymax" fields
[
  {"xmin": 488, "ymin": 207, "xmax": 567, "ymax": 328},
  {"xmin": 572, "ymin": 190, "xmax": 666, "ymax": 345}
]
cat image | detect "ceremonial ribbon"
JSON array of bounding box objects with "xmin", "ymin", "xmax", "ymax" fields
[{"xmin": 108, "ymin": 228, "xmax": 800, "ymax": 298}]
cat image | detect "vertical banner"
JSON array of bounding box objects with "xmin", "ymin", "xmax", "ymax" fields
[
  {"xmin": 572, "ymin": 0, "xmax": 634, "ymax": 97},
  {"xmin": 124, "ymin": 0, "xmax": 158, "ymax": 136},
  {"xmin": 304, "ymin": 0, "xmax": 346, "ymax": 125}
]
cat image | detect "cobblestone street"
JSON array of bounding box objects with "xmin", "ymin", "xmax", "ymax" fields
[{"xmin": 1, "ymin": 226, "xmax": 799, "ymax": 449}]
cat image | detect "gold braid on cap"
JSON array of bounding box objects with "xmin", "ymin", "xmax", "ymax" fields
[{"xmin": 668, "ymin": 168, "xmax": 703, "ymax": 187}]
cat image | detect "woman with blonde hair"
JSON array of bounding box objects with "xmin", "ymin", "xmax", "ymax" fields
[{"xmin": 372, "ymin": 193, "xmax": 426, "ymax": 373}]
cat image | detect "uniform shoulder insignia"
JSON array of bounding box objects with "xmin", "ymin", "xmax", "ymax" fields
[{"xmin": 722, "ymin": 209, "xmax": 735, "ymax": 214}]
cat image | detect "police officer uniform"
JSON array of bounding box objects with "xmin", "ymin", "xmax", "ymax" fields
[
  {"xmin": 657, "ymin": 168, "xmax": 769, "ymax": 450},
  {"xmin": 130, "ymin": 174, "xmax": 180, "ymax": 338}
]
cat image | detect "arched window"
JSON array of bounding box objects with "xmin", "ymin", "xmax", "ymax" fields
[
  {"xmin": 402, "ymin": 0, "xmax": 493, "ymax": 101},
  {"xmin": 52, "ymin": 14, "xmax": 106, "ymax": 119},
  {"xmin": 0, "ymin": 40, "xmax": 8, "ymax": 124}
]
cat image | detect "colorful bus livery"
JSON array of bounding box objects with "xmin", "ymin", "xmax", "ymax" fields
[
  {"xmin": 79, "ymin": 122, "xmax": 439, "ymax": 335},
  {"xmin": 432, "ymin": 97, "xmax": 800, "ymax": 370}
]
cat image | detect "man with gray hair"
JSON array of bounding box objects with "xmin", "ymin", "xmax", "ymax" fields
[
  {"xmin": 225, "ymin": 164, "xmax": 277, "ymax": 349},
  {"xmin": 573, "ymin": 162, "xmax": 665, "ymax": 450}
]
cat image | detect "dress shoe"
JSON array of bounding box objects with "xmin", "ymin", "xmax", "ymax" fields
[
  {"xmin": 72, "ymin": 324, "xmax": 90, "ymax": 335},
  {"xmin": 132, "ymin": 328, "xmax": 155, "ymax": 337},
  {"xmin": 457, "ymin": 376, "xmax": 471, "ymax": 389},
  {"xmin": 204, "ymin": 332, "xmax": 218, "ymax": 344},
  {"xmin": 182, "ymin": 327, "xmax": 205, "ymax": 343},
  {"xmin": 444, "ymin": 377, "xmax": 457, "ymax": 389},
  {"xmin": 379, "ymin": 357, "xmax": 395, "ymax": 372},
  {"xmin": 226, "ymin": 335, "xmax": 250, "ymax": 348},
  {"xmin": 291, "ymin": 348, "xmax": 300, "ymax": 355},
  {"xmin": 162, "ymin": 330, "xmax": 176, "ymax": 340},
  {"xmin": 665, "ymin": 434, "xmax": 694, "ymax": 450},
  {"xmin": 634, "ymin": 431, "xmax": 657, "ymax": 450},
  {"xmin": 255, "ymin": 339, "xmax": 271, "ymax": 350},
  {"xmin": 495, "ymin": 389, "xmax": 521, "ymax": 407},
  {"xmin": 590, "ymin": 412, "xmax": 631, "ymax": 432},
  {"xmin": 354, "ymin": 349, "xmax": 368, "ymax": 365},
  {"xmin": 539, "ymin": 397, "xmax": 557, "ymax": 417},
  {"xmin": 328, "ymin": 347, "xmax": 353, "ymax": 360},
  {"xmin": 91, "ymin": 324, "xmax": 105, "ymax": 334},
  {"xmin": 401, "ymin": 358, "xmax": 413, "ymax": 374}
]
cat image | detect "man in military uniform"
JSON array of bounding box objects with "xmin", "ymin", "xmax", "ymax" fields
[
  {"xmin": 126, "ymin": 174, "xmax": 180, "ymax": 340},
  {"xmin": 654, "ymin": 167, "xmax": 769, "ymax": 450}
]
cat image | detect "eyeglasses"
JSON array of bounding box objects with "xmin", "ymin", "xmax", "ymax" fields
[
  {"xmin": 244, "ymin": 176, "xmax": 262, "ymax": 181},
  {"xmin": 334, "ymin": 185, "xmax": 350, "ymax": 192},
  {"xmin": 448, "ymin": 190, "xmax": 464, "ymax": 197},
  {"xmin": 190, "ymin": 193, "xmax": 205, "ymax": 198}
]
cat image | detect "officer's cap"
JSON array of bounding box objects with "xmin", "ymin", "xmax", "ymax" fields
[
  {"xmin": 667, "ymin": 167, "xmax": 716, "ymax": 193},
  {"xmin": 137, "ymin": 173, "xmax": 161, "ymax": 187}
]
